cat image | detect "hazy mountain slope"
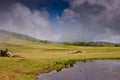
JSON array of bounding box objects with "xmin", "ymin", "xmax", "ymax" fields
[
  {"xmin": 0, "ymin": 29, "xmax": 42, "ymax": 44},
  {"xmin": 0, "ymin": 29, "xmax": 119, "ymax": 47}
]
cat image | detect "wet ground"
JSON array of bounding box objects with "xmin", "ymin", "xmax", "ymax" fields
[{"xmin": 38, "ymin": 60, "xmax": 120, "ymax": 80}]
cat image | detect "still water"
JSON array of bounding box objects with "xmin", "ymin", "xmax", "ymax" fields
[{"xmin": 38, "ymin": 60, "xmax": 120, "ymax": 80}]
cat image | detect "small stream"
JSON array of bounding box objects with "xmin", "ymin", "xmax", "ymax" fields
[{"xmin": 38, "ymin": 60, "xmax": 120, "ymax": 80}]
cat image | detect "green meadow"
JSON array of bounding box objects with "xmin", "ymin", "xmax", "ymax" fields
[{"xmin": 0, "ymin": 41, "xmax": 120, "ymax": 80}]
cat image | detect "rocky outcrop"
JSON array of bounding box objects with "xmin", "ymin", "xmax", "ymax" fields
[{"xmin": 0, "ymin": 50, "xmax": 14, "ymax": 57}]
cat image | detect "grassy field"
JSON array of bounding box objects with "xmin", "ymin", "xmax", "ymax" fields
[{"xmin": 0, "ymin": 41, "xmax": 120, "ymax": 80}]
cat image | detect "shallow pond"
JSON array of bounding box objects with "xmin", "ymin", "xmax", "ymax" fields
[{"xmin": 38, "ymin": 60, "xmax": 120, "ymax": 80}]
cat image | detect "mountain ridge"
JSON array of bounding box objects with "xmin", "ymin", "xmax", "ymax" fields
[
  {"xmin": 0, "ymin": 29, "xmax": 51, "ymax": 44},
  {"xmin": 0, "ymin": 29, "xmax": 120, "ymax": 47}
]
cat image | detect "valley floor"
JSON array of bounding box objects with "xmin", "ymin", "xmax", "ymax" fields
[{"xmin": 0, "ymin": 42, "xmax": 120, "ymax": 80}]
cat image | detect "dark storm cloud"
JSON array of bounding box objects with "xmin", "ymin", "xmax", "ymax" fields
[
  {"xmin": 65, "ymin": 0, "xmax": 120, "ymax": 29},
  {"xmin": 61, "ymin": 0, "xmax": 120, "ymax": 42},
  {"xmin": 0, "ymin": 0, "xmax": 15, "ymax": 7},
  {"xmin": 0, "ymin": 0, "xmax": 15, "ymax": 25}
]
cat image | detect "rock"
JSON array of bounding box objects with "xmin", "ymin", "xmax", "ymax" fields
[
  {"xmin": 0, "ymin": 50, "xmax": 7, "ymax": 57},
  {"xmin": 6, "ymin": 52, "xmax": 14, "ymax": 57},
  {"xmin": 0, "ymin": 50, "xmax": 14, "ymax": 57},
  {"xmin": 72, "ymin": 50, "xmax": 82, "ymax": 54}
]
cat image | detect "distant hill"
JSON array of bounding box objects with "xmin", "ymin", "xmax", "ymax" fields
[
  {"xmin": 63, "ymin": 41, "xmax": 120, "ymax": 47},
  {"xmin": 0, "ymin": 29, "xmax": 50, "ymax": 44},
  {"xmin": 0, "ymin": 29, "xmax": 120, "ymax": 47}
]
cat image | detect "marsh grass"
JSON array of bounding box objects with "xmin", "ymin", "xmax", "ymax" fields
[{"xmin": 0, "ymin": 42, "xmax": 120, "ymax": 80}]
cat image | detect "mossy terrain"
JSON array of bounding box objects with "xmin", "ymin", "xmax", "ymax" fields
[{"xmin": 0, "ymin": 41, "xmax": 120, "ymax": 80}]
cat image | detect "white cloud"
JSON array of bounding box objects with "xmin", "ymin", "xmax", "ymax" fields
[{"xmin": 0, "ymin": 3, "xmax": 58, "ymax": 41}]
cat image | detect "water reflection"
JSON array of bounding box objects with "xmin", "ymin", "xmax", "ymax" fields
[{"xmin": 38, "ymin": 60, "xmax": 120, "ymax": 80}]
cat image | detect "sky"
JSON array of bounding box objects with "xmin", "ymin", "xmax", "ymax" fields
[{"xmin": 0, "ymin": 0, "xmax": 120, "ymax": 42}]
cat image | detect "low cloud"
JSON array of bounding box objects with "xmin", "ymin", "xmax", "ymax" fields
[
  {"xmin": 0, "ymin": 0, "xmax": 120, "ymax": 42},
  {"xmin": 0, "ymin": 1, "xmax": 58, "ymax": 41}
]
